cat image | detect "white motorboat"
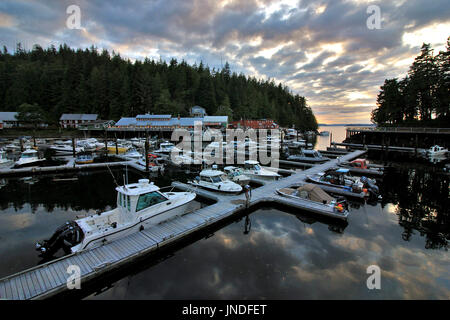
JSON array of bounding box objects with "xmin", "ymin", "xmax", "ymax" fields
[
  {"xmin": 188, "ymin": 166, "xmax": 242, "ymax": 193},
  {"xmin": 276, "ymin": 184, "xmax": 349, "ymax": 220},
  {"xmin": 287, "ymin": 149, "xmax": 330, "ymax": 163},
  {"xmin": 35, "ymin": 179, "xmax": 196, "ymax": 256},
  {"xmin": 124, "ymin": 148, "xmax": 142, "ymax": 160},
  {"xmin": 306, "ymin": 168, "xmax": 380, "ymax": 198},
  {"xmin": 288, "ymin": 140, "xmax": 307, "ymax": 149},
  {"xmin": 14, "ymin": 149, "xmax": 45, "ymax": 168},
  {"xmin": 154, "ymin": 142, "xmax": 181, "ymax": 156},
  {"xmin": 49, "ymin": 144, "xmax": 84, "ymax": 155},
  {"xmin": 223, "ymin": 166, "xmax": 251, "ymax": 186},
  {"xmin": 0, "ymin": 150, "xmax": 14, "ymax": 168},
  {"xmin": 241, "ymin": 160, "xmax": 281, "ymax": 181},
  {"xmin": 426, "ymin": 145, "xmax": 448, "ymax": 157}
]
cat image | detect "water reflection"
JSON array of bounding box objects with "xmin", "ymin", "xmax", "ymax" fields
[
  {"xmin": 0, "ymin": 163, "xmax": 448, "ymax": 299},
  {"xmin": 380, "ymin": 167, "xmax": 449, "ymax": 250}
]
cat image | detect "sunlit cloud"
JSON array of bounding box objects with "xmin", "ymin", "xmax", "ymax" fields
[{"xmin": 0, "ymin": 0, "xmax": 449, "ymax": 123}]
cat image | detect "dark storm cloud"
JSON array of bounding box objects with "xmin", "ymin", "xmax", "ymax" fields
[{"xmin": 0, "ymin": 0, "xmax": 449, "ymax": 122}]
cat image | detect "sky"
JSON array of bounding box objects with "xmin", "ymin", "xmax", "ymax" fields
[{"xmin": 0, "ymin": 0, "xmax": 449, "ymax": 124}]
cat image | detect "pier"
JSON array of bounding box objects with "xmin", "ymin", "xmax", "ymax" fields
[{"xmin": 0, "ymin": 149, "xmax": 366, "ymax": 300}]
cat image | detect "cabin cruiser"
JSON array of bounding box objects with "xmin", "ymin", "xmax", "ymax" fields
[
  {"xmin": 0, "ymin": 149, "xmax": 14, "ymax": 168},
  {"xmin": 307, "ymin": 168, "xmax": 380, "ymax": 198},
  {"xmin": 241, "ymin": 160, "xmax": 281, "ymax": 181},
  {"xmin": 49, "ymin": 142, "xmax": 84, "ymax": 155},
  {"xmin": 223, "ymin": 166, "xmax": 251, "ymax": 186},
  {"xmin": 35, "ymin": 179, "xmax": 196, "ymax": 256},
  {"xmin": 154, "ymin": 142, "xmax": 181, "ymax": 156},
  {"xmin": 14, "ymin": 149, "xmax": 45, "ymax": 168},
  {"xmin": 287, "ymin": 149, "xmax": 330, "ymax": 163},
  {"xmin": 188, "ymin": 166, "xmax": 243, "ymax": 193},
  {"xmin": 276, "ymin": 184, "xmax": 349, "ymax": 220},
  {"xmin": 288, "ymin": 140, "xmax": 306, "ymax": 149},
  {"xmin": 426, "ymin": 145, "xmax": 448, "ymax": 157}
]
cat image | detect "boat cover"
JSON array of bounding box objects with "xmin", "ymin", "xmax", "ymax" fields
[{"xmin": 297, "ymin": 184, "xmax": 334, "ymax": 204}]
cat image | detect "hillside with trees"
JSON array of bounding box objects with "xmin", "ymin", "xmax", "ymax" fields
[
  {"xmin": 0, "ymin": 43, "xmax": 318, "ymax": 131},
  {"xmin": 371, "ymin": 38, "xmax": 450, "ymax": 127}
]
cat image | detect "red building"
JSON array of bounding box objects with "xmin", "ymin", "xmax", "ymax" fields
[{"xmin": 229, "ymin": 119, "xmax": 279, "ymax": 129}]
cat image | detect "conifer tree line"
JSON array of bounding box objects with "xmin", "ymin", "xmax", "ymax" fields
[
  {"xmin": 371, "ymin": 38, "xmax": 450, "ymax": 127},
  {"xmin": 0, "ymin": 43, "xmax": 318, "ymax": 131}
]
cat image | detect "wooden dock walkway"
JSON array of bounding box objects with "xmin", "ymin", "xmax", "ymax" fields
[{"xmin": 0, "ymin": 150, "xmax": 366, "ymax": 300}]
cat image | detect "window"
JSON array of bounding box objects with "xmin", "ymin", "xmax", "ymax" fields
[
  {"xmin": 211, "ymin": 176, "xmax": 222, "ymax": 183},
  {"xmin": 118, "ymin": 193, "xmax": 123, "ymax": 207},
  {"xmin": 127, "ymin": 195, "xmax": 131, "ymax": 211},
  {"xmin": 136, "ymin": 192, "xmax": 167, "ymax": 212}
]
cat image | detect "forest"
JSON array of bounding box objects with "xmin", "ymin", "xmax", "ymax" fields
[
  {"xmin": 0, "ymin": 43, "xmax": 318, "ymax": 131},
  {"xmin": 371, "ymin": 38, "xmax": 449, "ymax": 127}
]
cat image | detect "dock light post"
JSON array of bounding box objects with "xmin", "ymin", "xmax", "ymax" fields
[{"xmin": 145, "ymin": 130, "xmax": 149, "ymax": 173}]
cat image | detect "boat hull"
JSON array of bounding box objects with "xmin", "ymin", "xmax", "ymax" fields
[
  {"xmin": 76, "ymin": 197, "xmax": 196, "ymax": 252},
  {"xmin": 275, "ymin": 190, "xmax": 349, "ymax": 220}
]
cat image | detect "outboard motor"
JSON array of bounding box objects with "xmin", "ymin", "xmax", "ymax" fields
[
  {"xmin": 35, "ymin": 221, "xmax": 83, "ymax": 257},
  {"xmin": 361, "ymin": 176, "xmax": 380, "ymax": 199}
]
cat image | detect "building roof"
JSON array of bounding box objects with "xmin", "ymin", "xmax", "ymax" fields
[
  {"xmin": 60, "ymin": 114, "xmax": 98, "ymax": 121},
  {"xmin": 0, "ymin": 112, "xmax": 18, "ymax": 121},
  {"xmin": 136, "ymin": 114, "xmax": 172, "ymax": 120},
  {"xmin": 203, "ymin": 116, "xmax": 228, "ymax": 123},
  {"xmin": 115, "ymin": 118, "xmax": 137, "ymax": 126}
]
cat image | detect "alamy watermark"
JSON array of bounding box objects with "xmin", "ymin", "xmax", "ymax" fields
[
  {"xmin": 366, "ymin": 5, "xmax": 382, "ymax": 30},
  {"xmin": 67, "ymin": 264, "xmax": 81, "ymax": 290},
  {"xmin": 366, "ymin": 265, "xmax": 381, "ymax": 290},
  {"xmin": 66, "ymin": 5, "xmax": 81, "ymax": 30}
]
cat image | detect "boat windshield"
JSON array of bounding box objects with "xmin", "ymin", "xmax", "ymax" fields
[
  {"xmin": 211, "ymin": 176, "xmax": 223, "ymax": 183},
  {"xmin": 136, "ymin": 191, "xmax": 167, "ymax": 212},
  {"xmin": 21, "ymin": 153, "xmax": 36, "ymax": 158},
  {"xmin": 253, "ymin": 164, "xmax": 261, "ymax": 171}
]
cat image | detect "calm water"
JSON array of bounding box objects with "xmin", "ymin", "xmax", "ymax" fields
[
  {"xmin": 314, "ymin": 125, "xmax": 348, "ymax": 150},
  {"xmin": 0, "ymin": 157, "xmax": 449, "ymax": 299}
]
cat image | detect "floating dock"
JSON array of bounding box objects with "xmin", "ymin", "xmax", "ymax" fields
[{"xmin": 0, "ymin": 150, "xmax": 366, "ymax": 300}]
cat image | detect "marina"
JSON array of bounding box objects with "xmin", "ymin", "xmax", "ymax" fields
[{"xmin": 0, "ymin": 149, "xmax": 366, "ymax": 299}]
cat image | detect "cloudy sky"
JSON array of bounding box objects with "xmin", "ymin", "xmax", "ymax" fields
[{"xmin": 1, "ymin": 0, "xmax": 449, "ymax": 124}]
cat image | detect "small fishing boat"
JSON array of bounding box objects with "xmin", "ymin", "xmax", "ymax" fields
[
  {"xmin": 307, "ymin": 168, "xmax": 380, "ymax": 199},
  {"xmin": 14, "ymin": 149, "xmax": 45, "ymax": 168},
  {"xmin": 35, "ymin": 179, "xmax": 196, "ymax": 256},
  {"xmin": 426, "ymin": 145, "xmax": 448, "ymax": 157},
  {"xmin": 124, "ymin": 148, "xmax": 142, "ymax": 160},
  {"xmin": 276, "ymin": 184, "xmax": 349, "ymax": 220},
  {"xmin": 188, "ymin": 166, "xmax": 243, "ymax": 193},
  {"xmin": 287, "ymin": 149, "xmax": 330, "ymax": 163},
  {"xmin": 0, "ymin": 149, "xmax": 14, "ymax": 168},
  {"xmin": 107, "ymin": 144, "xmax": 130, "ymax": 154},
  {"xmin": 75, "ymin": 154, "xmax": 94, "ymax": 164},
  {"xmin": 223, "ymin": 166, "xmax": 251, "ymax": 186},
  {"xmin": 241, "ymin": 160, "xmax": 281, "ymax": 181},
  {"xmin": 137, "ymin": 154, "xmax": 165, "ymax": 172},
  {"xmin": 49, "ymin": 144, "xmax": 84, "ymax": 155},
  {"xmin": 154, "ymin": 142, "xmax": 181, "ymax": 155},
  {"xmin": 288, "ymin": 140, "xmax": 307, "ymax": 149},
  {"xmin": 337, "ymin": 158, "xmax": 384, "ymax": 176}
]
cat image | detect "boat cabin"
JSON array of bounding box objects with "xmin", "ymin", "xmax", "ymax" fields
[
  {"xmin": 198, "ymin": 169, "xmax": 227, "ymax": 183},
  {"xmin": 321, "ymin": 168, "xmax": 350, "ymax": 185},
  {"xmin": 349, "ymin": 159, "xmax": 369, "ymax": 169},
  {"xmin": 244, "ymin": 160, "xmax": 261, "ymax": 171},
  {"xmin": 115, "ymin": 179, "xmax": 169, "ymax": 216}
]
